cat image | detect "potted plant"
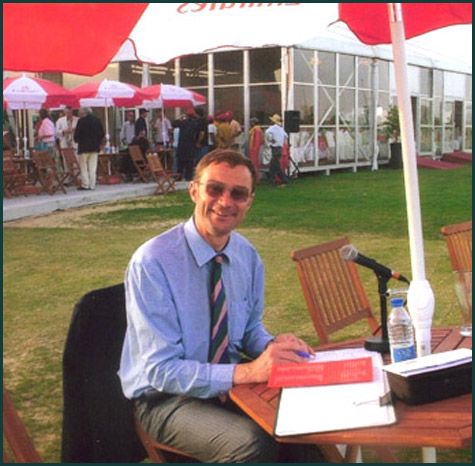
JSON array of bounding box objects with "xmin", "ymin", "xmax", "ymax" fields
[{"xmin": 381, "ymin": 106, "xmax": 402, "ymax": 168}]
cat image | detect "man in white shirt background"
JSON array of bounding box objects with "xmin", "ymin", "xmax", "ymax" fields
[{"xmin": 56, "ymin": 106, "xmax": 79, "ymax": 151}]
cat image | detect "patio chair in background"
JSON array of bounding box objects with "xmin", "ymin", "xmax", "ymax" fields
[
  {"xmin": 441, "ymin": 220, "xmax": 472, "ymax": 272},
  {"xmin": 60, "ymin": 148, "xmax": 82, "ymax": 187},
  {"xmin": 3, "ymin": 385, "xmax": 42, "ymax": 463},
  {"xmin": 146, "ymin": 153, "xmax": 179, "ymax": 195},
  {"xmin": 3, "ymin": 157, "xmax": 28, "ymax": 198},
  {"xmin": 128, "ymin": 145, "xmax": 150, "ymax": 183},
  {"xmin": 31, "ymin": 150, "xmax": 68, "ymax": 195},
  {"xmin": 290, "ymin": 237, "xmax": 380, "ymax": 345},
  {"xmin": 62, "ymin": 283, "xmax": 197, "ymax": 463}
]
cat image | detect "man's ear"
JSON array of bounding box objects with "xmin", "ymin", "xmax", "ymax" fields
[{"xmin": 189, "ymin": 181, "xmax": 199, "ymax": 204}]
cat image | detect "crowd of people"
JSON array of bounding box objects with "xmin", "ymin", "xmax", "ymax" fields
[{"xmin": 5, "ymin": 105, "xmax": 292, "ymax": 190}]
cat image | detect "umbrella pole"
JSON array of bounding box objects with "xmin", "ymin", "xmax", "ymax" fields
[
  {"xmin": 388, "ymin": 3, "xmax": 434, "ymax": 361},
  {"xmin": 105, "ymin": 105, "xmax": 110, "ymax": 151}
]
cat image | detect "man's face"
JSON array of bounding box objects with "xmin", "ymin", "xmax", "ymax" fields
[
  {"xmin": 189, "ymin": 162, "xmax": 254, "ymax": 249},
  {"xmin": 65, "ymin": 108, "xmax": 73, "ymax": 118}
]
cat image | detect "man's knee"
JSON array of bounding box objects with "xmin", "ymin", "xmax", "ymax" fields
[{"xmin": 218, "ymin": 422, "xmax": 279, "ymax": 463}]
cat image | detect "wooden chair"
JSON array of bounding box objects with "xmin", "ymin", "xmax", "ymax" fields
[
  {"xmin": 3, "ymin": 157, "xmax": 28, "ymax": 198},
  {"xmin": 62, "ymin": 283, "xmax": 197, "ymax": 463},
  {"xmin": 441, "ymin": 220, "xmax": 472, "ymax": 272},
  {"xmin": 60, "ymin": 148, "xmax": 82, "ymax": 186},
  {"xmin": 291, "ymin": 238, "xmax": 399, "ymax": 463},
  {"xmin": 290, "ymin": 237, "xmax": 380, "ymax": 345},
  {"xmin": 31, "ymin": 150, "xmax": 68, "ymax": 195},
  {"xmin": 146, "ymin": 153, "xmax": 179, "ymax": 195},
  {"xmin": 128, "ymin": 144, "xmax": 150, "ymax": 183},
  {"xmin": 3, "ymin": 385, "xmax": 42, "ymax": 463}
]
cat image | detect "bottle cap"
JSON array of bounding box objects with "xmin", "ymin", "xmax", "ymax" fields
[{"xmin": 390, "ymin": 297, "xmax": 404, "ymax": 307}]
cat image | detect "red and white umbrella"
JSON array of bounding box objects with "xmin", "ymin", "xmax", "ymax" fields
[
  {"xmin": 3, "ymin": 74, "xmax": 78, "ymax": 110},
  {"xmin": 141, "ymin": 84, "xmax": 206, "ymax": 109},
  {"xmin": 72, "ymin": 79, "xmax": 149, "ymax": 147},
  {"xmin": 3, "ymin": 74, "xmax": 79, "ymax": 153}
]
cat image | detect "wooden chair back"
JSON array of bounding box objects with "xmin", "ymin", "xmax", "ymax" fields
[
  {"xmin": 291, "ymin": 237, "xmax": 380, "ymax": 345},
  {"xmin": 3, "ymin": 157, "xmax": 27, "ymax": 198},
  {"xmin": 441, "ymin": 221, "xmax": 472, "ymax": 272},
  {"xmin": 128, "ymin": 145, "xmax": 150, "ymax": 183},
  {"xmin": 3, "ymin": 385, "xmax": 42, "ymax": 463},
  {"xmin": 31, "ymin": 150, "xmax": 68, "ymax": 195},
  {"xmin": 146, "ymin": 153, "xmax": 178, "ymax": 195},
  {"xmin": 60, "ymin": 148, "xmax": 81, "ymax": 186}
]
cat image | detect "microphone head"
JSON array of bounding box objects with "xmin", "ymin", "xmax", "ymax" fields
[{"xmin": 340, "ymin": 244, "xmax": 358, "ymax": 262}]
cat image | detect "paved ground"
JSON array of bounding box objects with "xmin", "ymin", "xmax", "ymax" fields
[{"xmin": 3, "ymin": 181, "xmax": 189, "ymax": 222}]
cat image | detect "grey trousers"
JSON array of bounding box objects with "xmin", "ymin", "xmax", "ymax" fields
[{"xmin": 135, "ymin": 392, "xmax": 326, "ymax": 463}]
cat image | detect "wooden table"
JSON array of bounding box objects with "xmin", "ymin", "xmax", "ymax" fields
[{"xmin": 230, "ymin": 327, "xmax": 471, "ymax": 456}]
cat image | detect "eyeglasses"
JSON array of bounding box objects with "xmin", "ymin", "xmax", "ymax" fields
[{"xmin": 196, "ymin": 182, "xmax": 252, "ymax": 203}]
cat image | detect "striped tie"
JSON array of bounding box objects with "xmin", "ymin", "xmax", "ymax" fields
[{"xmin": 209, "ymin": 254, "xmax": 229, "ymax": 364}]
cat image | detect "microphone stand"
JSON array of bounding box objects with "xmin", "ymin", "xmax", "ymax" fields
[{"xmin": 364, "ymin": 273, "xmax": 390, "ymax": 354}]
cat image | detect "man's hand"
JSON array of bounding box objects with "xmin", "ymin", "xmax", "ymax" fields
[{"xmin": 233, "ymin": 334, "xmax": 314, "ymax": 385}]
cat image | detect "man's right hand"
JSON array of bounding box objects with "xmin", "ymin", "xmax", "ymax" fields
[{"xmin": 232, "ymin": 339, "xmax": 309, "ymax": 385}]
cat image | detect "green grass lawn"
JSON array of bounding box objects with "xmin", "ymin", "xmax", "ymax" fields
[{"xmin": 3, "ymin": 164, "xmax": 472, "ymax": 463}]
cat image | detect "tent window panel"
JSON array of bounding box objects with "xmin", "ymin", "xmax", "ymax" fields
[
  {"xmin": 294, "ymin": 49, "xmax": 314, "ymax": 84},
  {"xmin": 180, "ymin": 55, "xmax": 208, "ymax": 87},
  {"xmin": 318, "ymin": 87, "xmax": 336, "ymax": 126},
  {"xmin": 339, "ymin": 89, "xmax": 355, "ymax": 126},
  {"xmin": 339, "ymin": 54, "xmax": 355, "ymax": 88},
  {"xmin": 250, "ymin": 85, "xmax": 281, "ymax": 125},
  {"xmin": 294, "ymin": 85, "xmax": 314, "ymax": 125},
  {"xmin": 317, "ymin": 52, "xmax": 336, "ymax": 86},
  {"xmin": 358, "ymin": 58, "xmax": 371, "ymax": 90},
  {"xmin": 214, "ymin": 51, "xmax": 244, "ymax": 85},
  {"xmin": 249, "ymin": 48, "xmax": 281, "ymax": 84},
  {"xmin": 215, "ymin": 87, "xmax": 244, "ymax": 123}
]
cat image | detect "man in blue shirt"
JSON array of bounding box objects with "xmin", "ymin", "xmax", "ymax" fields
[{"xmin": 119, "ymin": 149, "xmax": 322, "ymax": 462}]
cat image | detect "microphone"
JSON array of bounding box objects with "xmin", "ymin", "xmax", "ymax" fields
[{"xmin": 340, "ymin": 244, "xmax": 410, "ymax": 284}]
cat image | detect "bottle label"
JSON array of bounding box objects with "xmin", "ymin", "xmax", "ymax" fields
[{"xmin": 391, "ymin": 345, "xmax": 416, "ymax": 363}]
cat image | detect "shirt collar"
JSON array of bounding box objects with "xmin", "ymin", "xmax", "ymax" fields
[{"xmin": 184, "ymin": 217, "xmax": 234, "ymax": 267}]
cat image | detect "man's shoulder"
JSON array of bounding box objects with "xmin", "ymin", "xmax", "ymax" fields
[{"xmin": 132, "ymin": 223, "xmax": 185, "ymax": 264}]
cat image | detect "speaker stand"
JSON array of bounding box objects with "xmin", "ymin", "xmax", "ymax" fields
[{"xmin": 287, "ymin": 143, "xmax": 301, "ymax": 178}]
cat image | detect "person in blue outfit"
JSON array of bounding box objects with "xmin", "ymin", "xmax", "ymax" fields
[
  {"xmin": 119, "ymin": 149, "xmax": 325, "ymax": 463},
  {"xmin": 265, "ymin": 113, "xmax": 290, "ymax": 186}
]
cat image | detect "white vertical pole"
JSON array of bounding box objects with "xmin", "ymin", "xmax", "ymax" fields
[{"xmin": 388, "ymin": 4, "xmax": 436, "ymax": 459}]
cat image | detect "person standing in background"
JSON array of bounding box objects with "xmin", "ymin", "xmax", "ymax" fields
[
  {"xmin": 120, "ymin": 111, "xmax": 136, "ymax": 148},
  {"xmin": 265, "ymin": 113, "xmax": 289, "ymax": 187},
  {"xmin": 249, "ymin": 117, "xmax": 263, "ymax": 183},
  {"xmin": 74, "ymin": 107, "xmax": 105, "ymax": 191},
  {"xmin": 135, "ymin": 108, "xmax": 149, "ymax": 138},
  {"xmin": 228, "ymin": 111, "xmax": 242, "ymax": 151},
  {"xmin": 154, "ymin": 108, "xmax": 172, "ymax": 148},
  {"xmin": 56, "ymin": 106, "xmax": 79, "ymax": 151}
]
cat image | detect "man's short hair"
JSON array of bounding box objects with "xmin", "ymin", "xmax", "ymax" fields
[{"xmin": 194, "ymin": 149, "xmax": 257, "ymax": 193}]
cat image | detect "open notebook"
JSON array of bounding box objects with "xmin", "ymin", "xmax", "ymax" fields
[{"xmin": 274, "ymin": 348, "xmax": 396, "ymax": 437}]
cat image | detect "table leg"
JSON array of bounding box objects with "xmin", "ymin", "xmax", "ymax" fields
[{"xmin": 422, "ymin": 447, "xmax": 437, "ymax": 463}]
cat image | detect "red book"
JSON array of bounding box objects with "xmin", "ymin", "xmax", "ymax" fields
[{"xmin": 268, "ymin": 357, "xmax": 373, "ymax": 388}]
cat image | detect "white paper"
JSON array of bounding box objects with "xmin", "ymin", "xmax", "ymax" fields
[{"xmin": 275, "ymin": 348, "xmax": 396, "ymax": 436}]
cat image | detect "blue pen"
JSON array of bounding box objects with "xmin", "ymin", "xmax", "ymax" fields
[{"xmin": 296, "ymin": 350, "xmax": 311, "ymax": 358}]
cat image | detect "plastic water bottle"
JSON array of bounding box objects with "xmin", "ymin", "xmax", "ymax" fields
[{"xmin": 388, "ymin": 297, "xmax": 416, "ymax": 363}]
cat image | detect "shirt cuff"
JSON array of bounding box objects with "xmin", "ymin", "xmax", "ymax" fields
[{"xmin": 210, "ymin": 363, "xmax": 236, "ymax": 396}]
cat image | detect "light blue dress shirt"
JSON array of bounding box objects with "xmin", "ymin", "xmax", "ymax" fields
[{"xmin": 119, "ymin": 217, "xmax": 274, "ymax": 399}]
